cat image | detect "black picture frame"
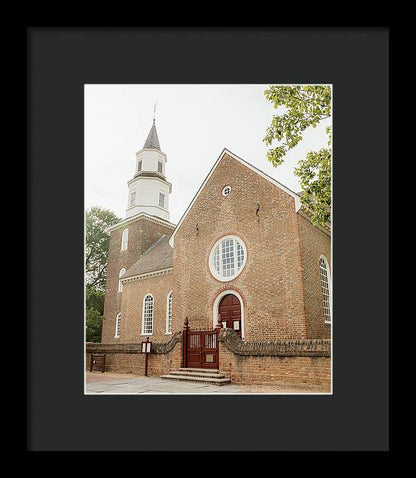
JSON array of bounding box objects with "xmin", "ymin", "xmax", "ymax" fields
[{"xmin": 27, "ymin": 26, "xmax": 389, "ymax": 451}]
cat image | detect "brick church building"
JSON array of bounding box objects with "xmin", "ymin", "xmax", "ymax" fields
[{"xmin": 90, "ymin": 119, "xmax": 332, "ymax": 388}]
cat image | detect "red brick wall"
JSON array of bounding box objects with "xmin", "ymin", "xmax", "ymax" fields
[
  {"xmin": 85, "ymin": 340, "xmax": 329, "ymax": 387},
  {"xmin": 219, "ymin": 342, "xmax": 331, "ymax": 387},
  {"xmin": 297, "ymin": 213, "xmax": 331, "ymax": 339},
  {"xmin": 86, "ymin": 342, "xmax": 182, "ymax": 376},
  {"xmin": 87, "ymin": 350, "xmax": 145, "ymax": 374},
  {"xmin": 172, "ymin": 153, "xmax": 307, "ymax": 341},
  {"xmin": 102, "ymin": 216, "xmax": 175, "ymax": 344},
  {"xmin": 119, "ymin": 272, "xmax": 173, "ymax": 343}
]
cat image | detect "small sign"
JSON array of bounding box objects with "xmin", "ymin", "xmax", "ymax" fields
[
  {"xmin": 222, "ymin": 321, "xmax": 227, "ymax": 328},
  {"xmin": 233, "ymin": 321, "xmax": 240, "ymax": 330},
  {"xmin": 205, "ymin": 354, "xmax": 214, "ymax": 363},
  {"xmin": 90, "ymin": 353, "xmax": 106, "ymax": 373},
  {"xmin": 141, "ymin": 340, "xmax": 152, "ymax": 353},
  {"xmin": 141, "ymin": 338, "xmax": 152, "ymax": 376}
]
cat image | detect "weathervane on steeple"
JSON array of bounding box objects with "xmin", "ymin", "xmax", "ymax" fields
[{"xmin": 153, "ymin": 102, "xmax": 157, "ymax": 122}]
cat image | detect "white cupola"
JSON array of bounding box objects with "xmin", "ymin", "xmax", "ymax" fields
[{"xmin": 125, "ymin": 119, "xmax": 172, "ymax": 220}]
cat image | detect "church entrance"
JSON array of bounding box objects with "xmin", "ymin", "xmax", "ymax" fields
[
  {"xmin": 218, "ymin": 294, "xmax": 242, "ymax": 338},
  {"xmin": 182, "ymin": 318, "xmax": 220, "ymax": 369}
]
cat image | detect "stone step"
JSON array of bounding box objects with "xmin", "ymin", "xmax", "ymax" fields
[
  {"xmin": 160, "ymin": 374, "xmax": 231, "ymax": 386},
  {"xmin": 178, "ymin": 368, "xmax": 221, "ymax": 374},
  {"xmin": 168, "ymin": 370, "xmax": 227, "ymax": 379}
]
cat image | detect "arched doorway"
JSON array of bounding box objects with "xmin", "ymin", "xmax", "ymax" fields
[{"xmin": 217, "ymin": 293, "xmax": 242, "ymax": 338}]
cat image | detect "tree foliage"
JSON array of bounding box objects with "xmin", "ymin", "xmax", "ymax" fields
[
  {"xmin": 85, "ymin": 206, "xmax": 121, "ymax": 342},
  {"xmin": 85, "ymin": 286, "xmax": 105, "ymax": 342},
  {"xmin": 263, "ymin": 85, "xmax": 332, "ymax": 227},
  {"xmin": 85, "ymin": 206, "xmax": 121, "ymax": 291},
  {"xmin": 86, "ymin": 308, "xmax": 104, "ymax": 343},
  {"xmin": 86, "ymin": 285, "xmax": 105, "ymax": 314}
]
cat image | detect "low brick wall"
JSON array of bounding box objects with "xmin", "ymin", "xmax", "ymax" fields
[
  {"xmin": 86, "ymin": 332, "xmax": 182, "ymax": 376},
  {"xmin": 217, "ymin": 329, "xmax": 331, "ymax": 386},
  {"xmin": 86, "ymin": 329, "xmax": 331, "ymax": 387}
]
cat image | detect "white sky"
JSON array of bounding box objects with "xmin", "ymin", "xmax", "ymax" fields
[{"xmin": 85, "ymin": 84, "xmax": 331, "ymax": 225}]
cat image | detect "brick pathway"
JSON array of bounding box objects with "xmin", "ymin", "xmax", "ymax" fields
[{"xmin": 85, "ymin": 372, "xmax": 330, "ymax": 394}]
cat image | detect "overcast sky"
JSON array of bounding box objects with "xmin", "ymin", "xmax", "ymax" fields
[{"xmin": 85, "ymin": 84, "xmax": 331, "ymax": 225}]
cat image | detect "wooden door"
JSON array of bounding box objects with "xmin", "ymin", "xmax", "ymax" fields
[
  {"xmin": 219, "ymin": 294, "xmax": 242, "ymax": 338},
  {"xmin": 186, "ymin": 330, "xmax": 219, "ymax": 369}
]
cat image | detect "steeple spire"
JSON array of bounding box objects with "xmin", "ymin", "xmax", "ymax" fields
[
  {"xmin": 143, "ymin": 104, "xmax": 160, "ymax": 150},
  {"xmin": 143, "ymin": 120, "xmax": 161, "ymax": 150}
]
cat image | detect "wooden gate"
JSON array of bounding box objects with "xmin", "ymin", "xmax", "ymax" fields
[{"xmin": 182, "ymin": 318, "xmax": 221, "ymax": 369}]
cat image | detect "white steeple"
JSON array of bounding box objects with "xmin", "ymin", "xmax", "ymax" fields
[{"xmin": 125, "ymin": 118, "xmax": 172, "ymax": 220}]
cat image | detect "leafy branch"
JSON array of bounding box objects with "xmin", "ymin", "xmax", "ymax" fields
[{"xmin": 263, "ymin": 85, "xmax": 332, "ymax": 228}]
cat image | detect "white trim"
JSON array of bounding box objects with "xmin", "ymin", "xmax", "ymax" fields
[
  {"xmin": 209, "ymin": 235, "xmax": 247, "ymax": 282},
  {"xmin": 120, "ymin": 267, "xmax": 173, "ymax": 284},
  {"xmin": 118, "ymin": 268, "xmax": 126, "ymax": 292},
  {"xmin": 114, "ymin": 312, "xmax": 121, "ymax": 338},
  {"xmin": 319, "ymin": 254, "xmax": 332, "ymax": 324},
  {"xmin": 212, "ymin": 290, "xmax": 245, "ymax": 341},
  {"xmin": 121, "ymin": 227, "xmax": 129, "ymax": 251},
  {"xmin": 107, "ymin": 211, "xmax": 176, "ymax": 233},
  {"xmin": 125, "ymin": 204, "xmax": 168, "ymax": 214},
  {"xmin": 166, "ymin": 290, "xmax": 173, "ymax": 334},
  {"xmin": 169, "ymin": 148, "xmax": 301, "ymax": 246},
  {"xmin": 135, "ymin": 148, "xmax": 167, "ymax": 162},
  {"xmin": 222, "ymin": 185, "xmax": 231, "ymax": 197},
  {"xmin": 141, "ymin": 293, "xmax": 154, "ymax": 336},
  {"xmin": 127, "ymin": 175, "xmax": 172, "ymax": 193}
]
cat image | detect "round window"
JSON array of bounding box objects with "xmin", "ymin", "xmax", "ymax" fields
[
  {"xmin": 209, "ymin": 235, "xmax": 247, "ymax": 281},
  {"xmin": 222, "ymin": 185, "xmax": 231, "ymax": 197}
]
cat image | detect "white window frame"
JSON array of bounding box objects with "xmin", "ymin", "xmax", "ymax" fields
[
  {"xmin": 114, "ymin": 312, "xmax": 121, "ymax": 338},
  {"xmin": 137, "ymin": 160, "xmax": 142, "ymax": 172},
  {"xmin": 222, "ymin": 185, "xmax": 231, "ymax": 197},
  {"xmin": 209, "ymin": 235, "xmax": 247, "ymax": 282},
  {"xmin": 319, "ymin": 254, "xmax": 332, "ymax": 324},
  {"xmin": 121, "ymin": 228, "xmax": 129, "ymax": 251},
  {"xmin": 158, "ymin": 161, "xmax": 163, "ymax": 174},
  {"xmin": 166, "ymin": 290, "xmax": 173, "ymax": 334},
  {"xmin": 159, "ymin": 192, "xmax": 165, "ymax": 208},
  {"xmin": 118, "ymin": 268, "xmax": 126, "ymax": 292},
  {"xmin": 141, "ymin": 294, "xmax": 154, "ymax": 336}
]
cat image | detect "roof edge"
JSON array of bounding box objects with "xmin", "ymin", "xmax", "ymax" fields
[
  {"xmin": 121, "ymin": 267, "xmax": 173, "ymax": 283},
  {"xmin": 107, "ymin": 211, "xmax": 176, "ymax": 233},
  {"xmin": 168, "ymin": 148, "xmax": 301, "ymax": 247}
]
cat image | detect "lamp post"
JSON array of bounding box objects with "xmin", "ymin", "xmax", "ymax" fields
[{"xmin": 141, "ymin": 336, "xmax": 152, "ymax": 376}]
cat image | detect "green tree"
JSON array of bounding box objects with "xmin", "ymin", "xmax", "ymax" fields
[
  {"xmin": 263, "ymin": 85, "xmax": 332, "ymax": 227},
  {"xmin": 85, "ymin": 206, "xmax": 121, "ymax": 291},
  {"xmin": 86, "ymin": 286, "xmax": 105, "ymax": 342},
  {"xmin": 85, "ymin": 206, "xmax": 121, "ymax": 342}
]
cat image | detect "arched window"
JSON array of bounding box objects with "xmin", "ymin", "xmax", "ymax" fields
[
  {"xmin": 114, "ymin": 312, "xmax": 121, "ymax": 338},
  {"xmin": 319, "ymin": 255, "xmax": 332, "ymax": 324},
  {"xmin": 166, "ymin": 291, "xmax": 173, "ymax": 334},
  {"xmin": 209, "ymin": 235, "xmax": 247, "ymax": 281},
  {"xmin": 142, "ymin": 294, "xmax": 154, "ymax": 335},
  {"xmin": 118, "ymin": 268, "xmax": 126, "ymax": 292},
  {"xmin": 121, "ymin": 228, "xmax": 129, "ymax": 251}
]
